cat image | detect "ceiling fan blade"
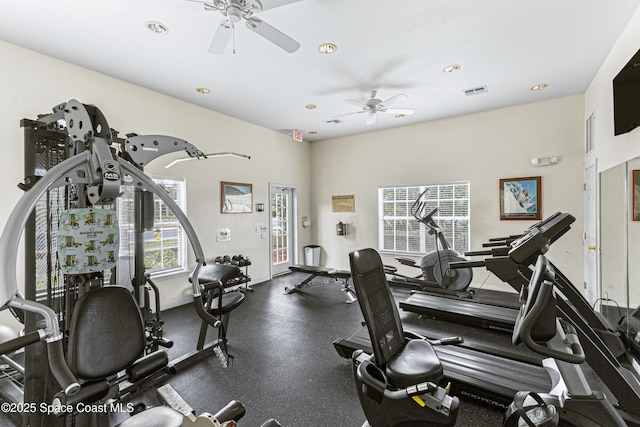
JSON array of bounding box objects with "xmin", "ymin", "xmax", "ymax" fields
[
  {"xmin": 344, "ymin": 99, "xmax": 368, "ymax": 109},
  {"xmin": 208, "ymin": 20, "xmax": 233, "ymax": 54},
  {"xmin": 381, "ymin": 108, "xmax": 416, "ymax": 115},
  {"xmin": 366, "ymin": 112, "xmax": 377, "ymax": 125},
  {"xmin": 257, "ymin": 0, "xmax": 304, "ymax": 12},
  {"xmin": 333, "ymin": 110, "xmax": 367, "ymax": 118},
  {"xmin": 379, "ymin": 93, "xmax": 408, "ymax": 107},
  {"xmin": 245, "ymin": 17, "xmax": 299, "ymax": 53}
]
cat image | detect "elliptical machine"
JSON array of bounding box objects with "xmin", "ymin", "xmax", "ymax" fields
[
  {"xmin": 504, "ymin": 255, "xmax": 627, "ymax": 426},
  {"xmin": 389, "ymin": 189, "xmax": 473, "ymax": 294}
]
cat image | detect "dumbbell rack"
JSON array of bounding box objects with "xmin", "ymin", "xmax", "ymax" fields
[{"xmin": 213, "ymin": 254, "xmax": 253, "ymax": 292}]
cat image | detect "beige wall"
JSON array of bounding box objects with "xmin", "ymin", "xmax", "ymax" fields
[
  {"xmin": 310, "ymin": 95, "xmax": 586, "ymax": 290},
  {"xmin": 0, "ymin": 40, "xmax": 312, "ymax": 313}
]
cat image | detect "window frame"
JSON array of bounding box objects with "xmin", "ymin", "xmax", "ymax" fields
[
  {"xmin": 118, "ymin": 176, "xmax": 188, "ymax": 277},
  {"xmin": 378, "ymin": 182, "xmax": 470, "ymax": 256}
]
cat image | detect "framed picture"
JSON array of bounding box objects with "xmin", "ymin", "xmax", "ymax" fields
[
  {"xmin": 633, "ymin": 170, "xmax": 640, "ymax": 221},
  {"xmin": 499, "ymin": 176, "xmax": 542, "ymax": 220},
  {"xmin": 221, "ymin": 181, "xmax": 253, "ymax": 214}
]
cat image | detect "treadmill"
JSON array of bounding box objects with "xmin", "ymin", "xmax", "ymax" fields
[
  {"xmin": 400, "ymin": 213, "xmax": 624, "ymax": 351},
  {"xmin": 392, "ymin": 214, "xmax": 570, "ymax": 329}
]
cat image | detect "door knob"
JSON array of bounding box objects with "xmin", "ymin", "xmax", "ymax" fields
[{"xmin": 588, "ymin": 245, "xmax": 596, "ymax": 251}]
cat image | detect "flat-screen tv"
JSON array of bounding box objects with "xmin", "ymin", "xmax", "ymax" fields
[{"xmin": 614, "ymin": 48, "xmax": 640, "ymax": 136}]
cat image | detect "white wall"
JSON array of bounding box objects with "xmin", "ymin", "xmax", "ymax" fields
[
  {"xmin": 0, "ymin": 40, "xmax": 312, "ymax": 313},
  {"xmin": 584, "ymin": 6, "xmax": 640, "ymax": 309},
  {"xmin": 585, "ymin": 6, "xmax": 640, "ymax": 172},
  {"xmin": 310, "ymin": 95, "xmax": 586, "ymax": 290}
]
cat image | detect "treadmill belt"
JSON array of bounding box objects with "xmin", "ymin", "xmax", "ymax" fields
[{"xmin": 400, "ymin": 292, "xmax": 518, "ymax": 333}]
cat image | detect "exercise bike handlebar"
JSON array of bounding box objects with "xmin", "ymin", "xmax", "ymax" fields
[{"xmin": 410, "ymin": 190, "xmax": 439, "ymax": 227}]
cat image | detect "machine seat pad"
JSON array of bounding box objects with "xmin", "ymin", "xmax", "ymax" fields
[
  {"xmin": 118, "ymin": 405, "xmax": 183, "ymax": 427},
  {"xmin": 385, "ymin": 339, "xmax": 443, "ymax": 389},
  {"xmin": 289, "ymin": 264, "xmax": 331, "ymax": 274},
  {"xmin": 208, "ymin": 292, "xmax": 245, "ymax": 315},
  {"xmin": 289, "ymin": 264, "xmax": 351, "ymax": 279},
  {"xmin": 191, "ymin": 264, "xmax": 242, "ymax": 285}
]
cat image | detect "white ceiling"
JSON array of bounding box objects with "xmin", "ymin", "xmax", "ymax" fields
[{"xmin": 1, "ymin": 0, "xmax": 639, "ymax": 142}]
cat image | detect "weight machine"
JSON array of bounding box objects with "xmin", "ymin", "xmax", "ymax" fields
[{"xmin": 0, "ymin": 99, "xmax": 254, "ymax": 426}]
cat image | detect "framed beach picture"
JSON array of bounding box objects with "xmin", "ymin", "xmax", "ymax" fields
[
  {"xmin": 221, "ymin": 181, "xmax": 253, "ymax": 214},
  {"xmin": 499, "ymin": 176, "xmax": 542, "ymax": 220}
]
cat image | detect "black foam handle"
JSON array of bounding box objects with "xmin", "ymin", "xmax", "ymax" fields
[
  {"xmin": 213, "ymin": 400, "xmax": 246, "ymax": 422},
  {"xmin": 47, "ymin": 340, "xmax": 80, "ymax": 396},
  {"xmin": 53, "ymin": 380, "xmax": 109, "ymax": 409},
  {"xmin": 0, "ymin": 330, "xmax": 41, "ymax": 355},
  {"xmin": 449, "ymin": 260, "xmax": 485, "ymax": 269},
  {"xmin": 464, "ymin": 250, "xmax": 493, "ymax": 256}
]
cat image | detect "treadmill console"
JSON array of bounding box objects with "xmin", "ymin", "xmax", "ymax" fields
[{"xmin": 508, "ymin": 213, "xmax": 575, "ymax": 266}]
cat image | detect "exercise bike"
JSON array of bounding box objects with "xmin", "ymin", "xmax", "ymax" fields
[
  {"xmin": 349, "ymin": 248, "xmax": 461, "ymax": 427},
  {"xmin": 387, "ymin": 189, "xmax": 473, "ymax": 295},
  {"xmin": 504, "ymin": 255, "xmax": 627, "ymax": 427}
]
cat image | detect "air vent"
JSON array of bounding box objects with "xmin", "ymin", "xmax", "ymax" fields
[
  {"xmin": 463, "ymin": 86, "xmax": 488, "ymax": 96},
  {"xmin": 326, "ymin": 119, "xmax": 342, "ymax": 125}
]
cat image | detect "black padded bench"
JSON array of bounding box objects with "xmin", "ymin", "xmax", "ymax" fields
[{"xmin": 285, "ymin": 264, "xmax": 356, "ymax": 303}]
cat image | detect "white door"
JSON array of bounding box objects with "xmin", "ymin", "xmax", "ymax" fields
[
  {"xmin": 584, "ymin": 161, "xmax": 598, "ymax": 306},
  {"xmin": 270, "ymin": 184, "xmax": 297, "ymax": 276}
]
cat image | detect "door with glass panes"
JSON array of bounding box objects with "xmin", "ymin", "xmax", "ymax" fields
[{"xmin": 270, "ymin": 184, "xmax": 296, "ymax": 276}]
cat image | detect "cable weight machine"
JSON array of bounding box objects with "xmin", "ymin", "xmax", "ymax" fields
[{"xmin": 0, "ymin": 99, "xmax": 232, "ymax": 426}]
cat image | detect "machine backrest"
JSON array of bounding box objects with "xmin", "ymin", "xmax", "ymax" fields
[
  {"xmin": 67, "ymin": 286, "xmax": 145, "ymax": 380},
  {"xmin": 350, "ymin": 248, "xmax": 405, "ymax": 367}
]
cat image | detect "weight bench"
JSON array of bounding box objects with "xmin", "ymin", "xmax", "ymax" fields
[{"xmin": 285, "ymin": 264, "xmax": 357, "ymax": 304}]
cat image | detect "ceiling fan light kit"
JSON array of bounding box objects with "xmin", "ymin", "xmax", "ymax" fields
[
  {"xmin": 192, "ymin": 0, "xmax": 300, "ymax": 54},
  {"xmin": 333, "ymin": 90, "xmax": 416, "ymax": 125}
]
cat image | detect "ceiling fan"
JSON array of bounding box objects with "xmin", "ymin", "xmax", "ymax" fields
[
  {"xmin": 334, "ymin": 90, "xmax": 415, "ymax": 125},
  {"xmin": 189, "ymin": 0, "xmax": 300, "ymax": 54}
]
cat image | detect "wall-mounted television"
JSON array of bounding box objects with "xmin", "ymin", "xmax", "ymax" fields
[{"xmin": 614, "ymin": 48, "xmax": 640, "ymax": 136}]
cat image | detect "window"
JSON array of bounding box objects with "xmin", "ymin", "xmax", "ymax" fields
[
  {"xmin": 379, "ymin": 182, "xmax": 470, "ymax": 254},
  {"xmin": 118, "ymin": 177, "xmax": 188, "ymax": 275}
]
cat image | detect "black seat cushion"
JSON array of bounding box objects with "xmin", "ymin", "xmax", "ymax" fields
[
  {"xmin": 191, "ymin": 264, "xmax": 242, "ymax": 285},
  {"xmin": 208, "ymin": 291, "xmax": 245, "ymax": 315},
  {"xmin": 385, "ymin": 339, "xmax": 444, "ymax": 389}
]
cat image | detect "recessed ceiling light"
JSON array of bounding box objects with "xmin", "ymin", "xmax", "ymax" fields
[
  {"xmin": 318, "ymin": 43, "xmax": 337, "ymax": 54},
  {"xmin": 443, "ymin": 64, "xmax": 461, "ymax": 73},
  {"xmin": 146, "ymin": 21, "xmax": 169, "ymax": 35},
  {"xmin": 394, "ymin": 114, "xmax": 406, "ymax": 118},
  {"xmin": 305, "ymin": 104, "xmax": 317, "ymax": 109},
  {"xmin": 308, "ymin": 131, "xmax": 318, "ymax": 135},
  {"xmin": 530, "ymin": 83, "xmax": 549, "ymax": 91},
  {"xmin": 195, "ymin": 87, "xmax": 211, "ymax": 94}
]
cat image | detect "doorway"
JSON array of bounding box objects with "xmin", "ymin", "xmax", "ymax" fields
[{"xmin": 270, "ymin": 183, "xmax": 298, "ymax": 277}]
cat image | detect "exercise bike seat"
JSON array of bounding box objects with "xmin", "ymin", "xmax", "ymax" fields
[{"xmin": 386, "ymin": 339, "xmax": 443, "ymax": 388}]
